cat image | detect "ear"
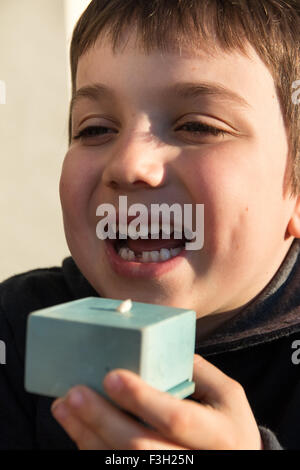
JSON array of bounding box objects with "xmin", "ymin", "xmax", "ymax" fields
[{"xmin": 287, "ymin": 196, "xmax": 300, "ymax": 238}]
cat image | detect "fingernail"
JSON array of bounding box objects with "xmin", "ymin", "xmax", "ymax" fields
[
  {"xmin": 52, "ymin": 401, "xmax": 69, "ymax": 420},
  {"xmin": 105, "ymin": 372, "xmax": 123, "ymax": 392},
  {"xmin": 67, "ymin": 389, "xmax": 84, "ymax": 408},
  {"xmin": 51, "ymin": 397, "xmax": 64, "ymax": 413}
]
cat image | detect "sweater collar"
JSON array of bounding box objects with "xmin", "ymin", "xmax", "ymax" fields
[{"xmin": 195, "ymin": 239, "xmax": 300, "ymax": 356}]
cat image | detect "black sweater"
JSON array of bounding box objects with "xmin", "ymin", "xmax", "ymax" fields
[{"xmin": 1, "ymin": 241, "xmax": 300, "ymax": 450}]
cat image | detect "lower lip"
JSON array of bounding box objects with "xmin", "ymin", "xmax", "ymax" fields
[{"xmin": 104, "ymin": 240, "xmax": 187, "ymax": 279}]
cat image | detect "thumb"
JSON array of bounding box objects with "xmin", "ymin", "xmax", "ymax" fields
[{"xmin": 191, "ymin": 354, "xmax": 237, "ymax": 406}]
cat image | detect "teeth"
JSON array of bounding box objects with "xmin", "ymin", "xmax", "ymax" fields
[
  {"xmin": 118, "ymin": 247, "xmax": 135, "ymax": 261},
  {"xmin": 127, "ymin": 249, "xmax": 135, "ymax": 261},
  {"xmin": 150, "ymin": 251, "xmax": 160, "ymax": 262},
  {"xmin": 118, "ymin": 246, "xmax": 183, "ymax": 262},
  {"xmin": 160, "ymin": 248, "xmax": 171, "ymax": 261},
  {"xmin": 170, "ymin": 247, "xmax": 181, "ymax": 257},
  {"xmin": 119, "ymin": 248, "xmax": 129, "ymax": 261},
  {"xmin": 116, "ymin": 223, "xmax": 176, "ymax": 239},
  {"xmin": 142, "ymin": 251, "xmax": 151, "ymax": 263}
]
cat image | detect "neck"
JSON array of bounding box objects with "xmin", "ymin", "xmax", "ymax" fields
[{"xmin": 195, "ymin": 307, "xmax": 243, "ymax": 344}]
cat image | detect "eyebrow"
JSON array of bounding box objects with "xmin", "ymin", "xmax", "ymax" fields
[{"xmin": 70, "ymin": 81, "xmax": 251, "ymax": 113}]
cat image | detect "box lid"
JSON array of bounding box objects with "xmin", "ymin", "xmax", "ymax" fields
[{"xmin": 29, "ymin": 297, "xmax": 195, "ymax": 330}]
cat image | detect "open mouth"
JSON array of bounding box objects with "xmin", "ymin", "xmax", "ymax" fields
[
  {"xmin": 113, "ymin": 230, "xmax": 186, "ymax": 263},
  {"xmin": 104, "ymin": 223, "xmax": 190, "ymax": 279},
  {"xmin": 108, "ymin": 216, "xmax": 189, "ymax": 263}
]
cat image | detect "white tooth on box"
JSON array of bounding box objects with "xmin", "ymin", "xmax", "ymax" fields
[{"xmin": 116, "ymin": 299, "xmax": 133, "ymax": 315}]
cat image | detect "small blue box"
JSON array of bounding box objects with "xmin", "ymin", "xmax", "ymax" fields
[{"xmin": 25, "ymin": 297, "xmax": 196, "ymax": 399}]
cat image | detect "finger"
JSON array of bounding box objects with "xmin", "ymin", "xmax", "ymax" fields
[
  {"xmin": 191, "ymin": 354, "xmax": 241, "ymax": 406},
  {"xmin": 57, "ymin": 386, "xmax": 185, "ymax": 450},
  {"xmin": 51, "ymin": 398, "xmax": 109, "ymax": 450},
  {"xmin": 102, "ymin": 369, "xmax": 221, "ymax": 449}
]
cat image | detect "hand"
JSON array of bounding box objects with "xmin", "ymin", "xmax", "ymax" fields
[{"xmin": 51, "ymin": 354, "xmax": 263, "ymax": 450}]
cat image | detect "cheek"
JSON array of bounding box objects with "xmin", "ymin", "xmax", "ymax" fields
[
  {"xmin": 180, "ymin": 147, "xmax": 249, "ymax": 213},
  {"xmin": 59, "ymin": 149, "xmax": 101, "ymax": 227},
  {"xmin": 177, "ymin": 145, "xmax": 276, "ymax": 251}
]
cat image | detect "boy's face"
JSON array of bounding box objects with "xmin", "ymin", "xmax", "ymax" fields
[{"xmin": 60, "ymin": 30, "xmax": 297, "ymax": 320}]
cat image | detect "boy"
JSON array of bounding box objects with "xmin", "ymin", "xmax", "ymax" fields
[{"xmin": 1, "ymin": 0, "xmax": 300, "ymax": 449}]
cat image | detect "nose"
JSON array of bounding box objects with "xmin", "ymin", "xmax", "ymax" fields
[{"xmin": 101, "ymin": 128, "xmax": 168, "ymax": 191}]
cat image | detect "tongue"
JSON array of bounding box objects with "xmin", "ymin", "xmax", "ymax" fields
[{"xmin": 127, "ymin": 237, "xmax": 184, "ymax": 253}]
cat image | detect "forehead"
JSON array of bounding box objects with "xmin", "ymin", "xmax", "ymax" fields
[{"xmin": 75, "ymin": 30, "xmax": 278, "ymax": 117}]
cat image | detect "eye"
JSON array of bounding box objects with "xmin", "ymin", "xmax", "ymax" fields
[
  {"xmin": 175, "ymin": 121, "xmax": 227, "ymax": 138},
  {"xmin": 73, "ymin": 126, "xmax": 118, "ymax": 141},
  {"xmin": 73, "ymin": 121, "xmax": 227, "ymax": 143}
]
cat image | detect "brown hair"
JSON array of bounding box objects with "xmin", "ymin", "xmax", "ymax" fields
[{"xmin": 69, "ymin": 0, "xmax": 300, "ymax": 195}]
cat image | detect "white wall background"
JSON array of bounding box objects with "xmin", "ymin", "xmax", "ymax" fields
[
  {"xmin": 0, "ymin": 0, "xmax": 91, "ymax": 281},
  {"xmin": 64, "ymin": 0, "xmax": 92, "ymax": 99}
]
